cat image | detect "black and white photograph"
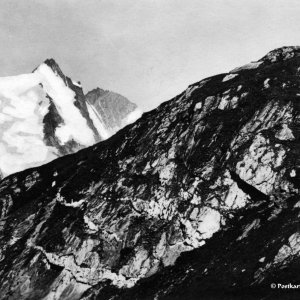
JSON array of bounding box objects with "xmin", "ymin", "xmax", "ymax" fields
[{"xmin": 0, "ymin": 1, "xmax": 300, "ymax": 299}]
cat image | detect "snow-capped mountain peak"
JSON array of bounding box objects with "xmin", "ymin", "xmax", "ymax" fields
[
  {"xmin": 34, "ymin": 62, "xmax": 96, "ymax": 145},
  {"xmin": 0, "ymin": 59, "xmax": 141, "ymax": 177}
]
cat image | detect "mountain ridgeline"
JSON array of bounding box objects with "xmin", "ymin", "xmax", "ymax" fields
[
  {"xmin": 0, "ymin": 59, "xmax": 141, "ymax": 178},
  {"xmin": 1, "ymin": 47, "xmax": 300, "ymax": 299}
]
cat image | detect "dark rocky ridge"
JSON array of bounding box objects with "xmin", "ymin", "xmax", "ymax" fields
[{"xmin": 1, "ymin": 46, "xmax": 300, "ymax": 299}]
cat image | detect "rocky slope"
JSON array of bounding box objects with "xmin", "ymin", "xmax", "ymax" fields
[
  {"xmin": 0, "ymin": 60, "xmax": 140, "ymax": 178},
  {"xmin": 85, "ymin": 88, "xmax": 142, "ymax": 139},
  {"xmin": 1, "ymin": 46, "xmax": 300, "ymax": 299}
]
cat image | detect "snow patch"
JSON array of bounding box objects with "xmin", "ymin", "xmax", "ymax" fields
[
  {"xmin": 56, "ymin": 192, "xmax": 85, "ymax": 208},
  {"xmin": 222, "ymin": 73, "xmax": 238, "ymax": 82},
  {"xmin": 197, "ymin": 207, "xmax": 221, "ymax": 239},
  {"xmin": 122, "ymin": 107, "xmax": 143, "ymax": 126},
  {"xmin": 264, "ymin": 78, "xmax": 270, "ymax": 88},
  {"xmin": 259, "ymin": 257, "xmax": 265, "ymax": 263},
  {"xmin": 72, "ymin": 80, "xmax": 82, "ymax": 87},
  {"xmin": 230, "ymin": 61, "xmax": 263, "ymax": 73},
  {"xmin": 62, "ymin": 199, "xmax": 86, "ymax": 208},
  {"xmin": 194, "ymin": 102, "xmax": 203, "ymax": 111}
]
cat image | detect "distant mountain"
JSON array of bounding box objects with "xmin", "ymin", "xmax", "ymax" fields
[
  {"xmin": 85, "ymin": 87, "xmax": 142, "ymax": 139},
  {"xmin": 0, "ymin": 59, "xmax": 141, "ymax": 177},
  {"xmin": 2, "ymin": 47, "xmax": 300, "ymax": 300}
]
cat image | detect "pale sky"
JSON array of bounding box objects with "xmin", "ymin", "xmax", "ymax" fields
[{"xmin": 0, "ymin": 0, "xmax": 300, "ymax": 110}]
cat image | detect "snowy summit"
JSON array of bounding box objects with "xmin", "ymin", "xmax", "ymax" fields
[{"xmin": 0, "ymin": 59, "xmax": 141, "ymax": 177}]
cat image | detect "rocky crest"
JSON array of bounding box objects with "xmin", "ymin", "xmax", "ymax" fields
[{"xmin": 1, "ymin": 46, "xmax": 300, "ymax": 299}]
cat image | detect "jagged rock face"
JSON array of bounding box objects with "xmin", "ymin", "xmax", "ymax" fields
[
  {"xmin": 0, "ymin": 60, "xmax": 141, "ymax": 178},
  {"xmin": 85, "ymin": 88, "xmax": 142, "ymax": 139},
  {"xmin": 1, "ymin": 46, "xmax": 300, "ymax": 299},
  {"xmin": 99, "ymin": 196, "xmax": 300, "ymax": 300}
]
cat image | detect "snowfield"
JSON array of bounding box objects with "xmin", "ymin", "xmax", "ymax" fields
[
  {"xmin": 34, "ymin": 64, "xmax": 95, "ymax": 145},
  {"xmin": 0, "ymin": 71, "xmax": 57, "ymax": 176},
  {"xmin": 0, "ymin": 61, "xmax": 142, "ymax": 178},
  {"xmin": 0, "ymin": 63, "xmax": 95, "ymax": 177}
]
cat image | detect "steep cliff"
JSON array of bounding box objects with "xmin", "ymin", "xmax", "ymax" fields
[{"xmin": 1, "ymin": 46, "xmax": 300, "ymax": 299}]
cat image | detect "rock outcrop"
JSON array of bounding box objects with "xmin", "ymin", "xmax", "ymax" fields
[{"xmin": 1, "ymin": 46, "xmax": 300, "ymax": 299}]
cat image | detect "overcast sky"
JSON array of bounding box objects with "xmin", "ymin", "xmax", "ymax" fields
[{"xmin": 0, "ymin": 0, "xmax": 300, "ymax": 110}]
